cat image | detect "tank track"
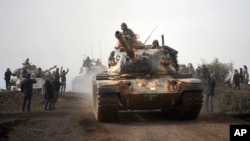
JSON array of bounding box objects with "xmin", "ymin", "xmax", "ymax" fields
[
  {"xmin": 174, "ymin": 91, "xmax": 203, "ymax": 120},
  {"xmin": 94, "ymin": 93, "xmax": 118, "ymax": 122}
]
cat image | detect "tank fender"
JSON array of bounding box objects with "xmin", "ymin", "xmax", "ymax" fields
[
  {"xmin": 98, "ymin": 86, "xmax": 120, "ymax": 94},
  {"xmin": 181, "ymin": 84, "xmax": 203, "ymax": 93},
  {"xmin": 177, "ymin": 78, "xmax": 203, "ymax": 92},
  {"xmin": 97, "ymin": 81, "xmax": 121, "ymax": 94},
  {"xmin": 178, "ymin": 78, "xmax": 201, "ymax": 83}
]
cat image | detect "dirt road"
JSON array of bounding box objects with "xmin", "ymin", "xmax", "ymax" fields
[{"xmin": 0, "ymin": 92, "xmax": 249, "ymax": 141}]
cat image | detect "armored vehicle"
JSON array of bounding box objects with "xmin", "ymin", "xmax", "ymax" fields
[
  {"xmin": 92, "ymin": 31, "xmax": 203, "ymax": 122},
  {"xmin": 72, "ymin": 57, "xmax": 107, "ymax": 93},
  {"xmin": 10, "ymin": 64, "xmax": 56, "ymax": 91}
]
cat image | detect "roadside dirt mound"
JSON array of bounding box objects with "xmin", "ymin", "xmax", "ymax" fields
[
  {"xmin": 0, "ymin": 91, "xmax": 44, "ymax": 113},
  {"xmin": 0, "ymin": 91, "xmax": 92, "ymax": 141}
]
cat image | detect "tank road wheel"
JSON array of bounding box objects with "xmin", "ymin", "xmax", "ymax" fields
[
  {"xmin": 174, "ymin": 91, "xmax": 203, "ymax": 120},
  {"xmin": 95, "ymin": 93, "xmax": 118, "ymax": 122}
]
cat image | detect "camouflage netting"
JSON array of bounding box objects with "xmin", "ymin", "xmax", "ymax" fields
[{"xmin": 214, "ymin": 89, "xmax": 250, "ymax": 114}]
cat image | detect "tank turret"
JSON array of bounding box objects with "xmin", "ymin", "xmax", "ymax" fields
[
  {"xmin": 109, "ymin": 31, "xmax": 177, "ymax": 75},
  {"xmin": 72, "ymin": 56, "xmax": 107, "ymax": 93},
  {"xmin": 10, "ymin": 64, "xmax": 57, "ymax": 91}
]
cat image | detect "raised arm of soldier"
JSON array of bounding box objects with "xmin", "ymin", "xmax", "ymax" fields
[
  {"xmin": 65, "ymin": 68, "xmax": 69, "ymax": 74},
  {"xmin": 60, "ymin": 66, "xmax": 63, "ymax": 74}
]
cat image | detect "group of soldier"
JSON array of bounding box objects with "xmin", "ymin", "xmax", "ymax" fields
[
  {"xmin": 82, "ymin": 56, "xmax": 102, "ymax": 68},
  {"xmin": 180, "ymin": 63, "xmax": 249, "ymax": 112},
  {"xmin": 43, "ymin": 67, "xmax": 68, "ymax": 111},
  {"xmin": 4, "ymin": 58, "xmax": 70, "ymax": 112},
  {"xmin": 231, "ymin": 65, "xmax": 249, "ymax": 90}
]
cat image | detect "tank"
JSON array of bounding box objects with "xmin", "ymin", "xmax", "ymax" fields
[
  {"xmin": 92, "ymin": 30, "xmax": 203, "ymax": 122},
  {"xmin": 72, "ymin": 57, "xmax": 107, "ymax": 93},
  {"xmin": 10, "ymin": 64, "xmax": 57, "ymax": 91}
]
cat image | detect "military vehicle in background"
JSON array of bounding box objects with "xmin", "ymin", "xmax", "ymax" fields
[
  {"xmin": 72, "ymin": 57, "xmax": 107, "ymax": 93},
  {"xmin": 10, "ymin": 60, "xmax": 57, "ymax": 92},
  {"xmin": 92, "ymin": 30, "xmax": 203, "ymax": 122}
]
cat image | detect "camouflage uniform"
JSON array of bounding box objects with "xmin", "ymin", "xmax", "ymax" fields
[
  {"xmin": 121, "ymin": 23, "xmax": 136, "ymax": 43},
  {"xmin": 152, "ymin": 40, "xmax": 160, "ymax": 49}
]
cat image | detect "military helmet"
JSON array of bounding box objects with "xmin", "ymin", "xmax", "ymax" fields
[{"xmin": 121, "ymin": 23, "xmax": 127, "ymax": 28}]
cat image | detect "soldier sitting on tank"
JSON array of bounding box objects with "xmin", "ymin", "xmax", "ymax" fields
[
  {"xmin": 121, "ymin": 23, "xmax": 136, "ymax": 41},
  {"xmin": 149, "ymin": 40, "xmax": 179, "ymax": 70},
  {"xmin": 83, "ymin": 56, "xmax": 92, "ymax": 68},
  {"xmin": 152, "ymin": 40, "xmax": 161, "ymax": 49},
  {"xmin": 23, "ymin": 58, "xmax": 31, "ymax": 67},
  {"xmin": 120, "ymin": 23, "xmax": 145, "ymax": 49},
  {"xmin": 108, "ymin": 50, "xmax": 116, "ymax": 68},
  {"xmin": 162, "ymin": 46, "xmax": 179, "ymax": 71},
  {"xmin": 36, "ymin": 67, "xmax": 45, "ymax": 78},
  {"xmin": 94, "ymin": 58, "xmax": 101, "ymax": 66}
]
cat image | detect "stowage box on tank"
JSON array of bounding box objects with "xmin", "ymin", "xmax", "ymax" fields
[{"xmin": 92, "ymin": 28, "xmax": 203, "ymax": 122}]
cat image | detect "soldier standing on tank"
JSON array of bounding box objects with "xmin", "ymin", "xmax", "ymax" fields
[
  {"xmin": 21, "ymin": 73, "xmax": 36, "ymax": 112},
  {"xmin": 23, "ymin": 58, "xmax": 31, "ymax": 66},
  {"xmin": 205, "ymin": 74, "xmax": 216, "ymax": 112},
  {"xmin": 4, "ymin": 68, "xmax": 12, "ymax": 90},
  {"xmin": 60, "ymin": 67, "xmax": 69, "ymax": 93}
]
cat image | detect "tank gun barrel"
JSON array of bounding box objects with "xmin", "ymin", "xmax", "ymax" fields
[
  {"xmin": 44, "ymin": 65, "xmax": 57, "ymax": 73},
  {"xmin": 115, "ymin": 31, "xmax": 137, "ymax": 64}
]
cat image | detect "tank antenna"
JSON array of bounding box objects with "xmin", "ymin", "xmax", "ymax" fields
[
  {"xmin": 99, "ymin": 41, "xmax": 102, "ymax": 64},
  {"xmin": 144, "ymin": 25, "xmax": 157, "ymax": 44},
  {"xmin": 161, "ymin": 34, "xmax": 165, "ymax": 47}
]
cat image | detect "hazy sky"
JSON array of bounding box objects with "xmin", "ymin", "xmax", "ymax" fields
[{"xmin": 1, "ymin": 0, "xmax": 250, "ymax": 90}]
